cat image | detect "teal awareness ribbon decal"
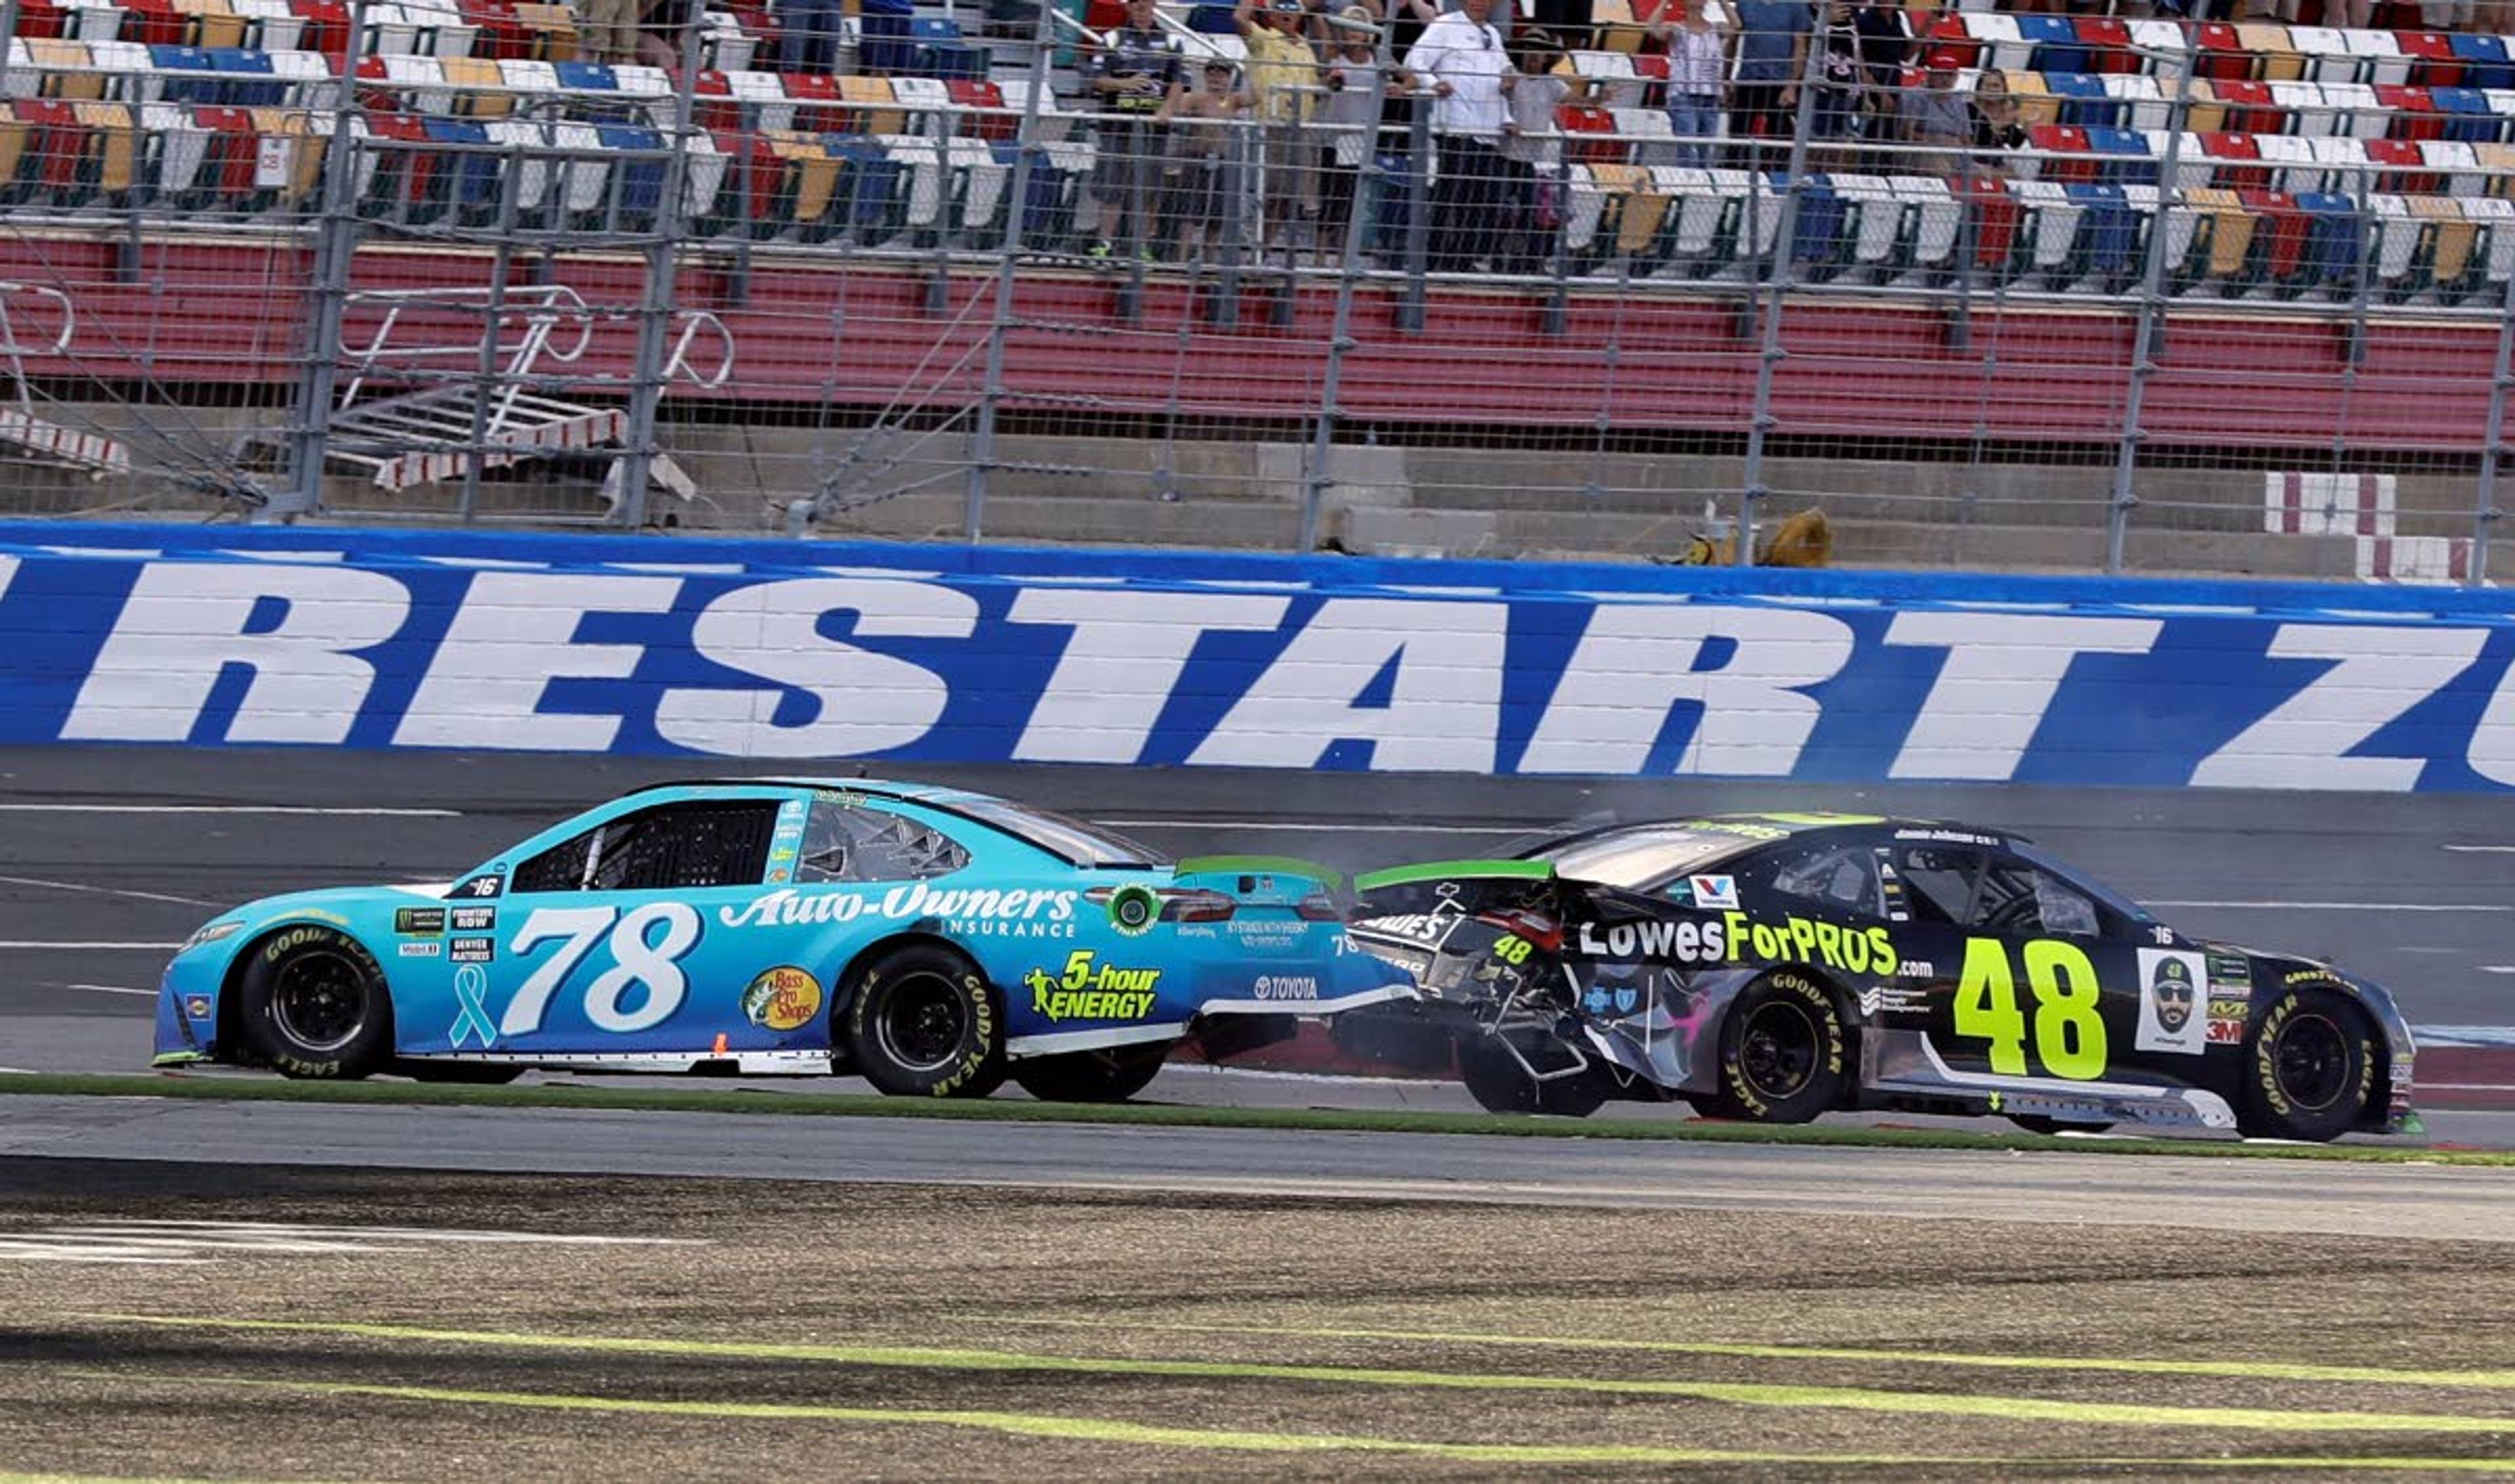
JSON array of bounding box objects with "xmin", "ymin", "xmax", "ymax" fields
[{"xmin": 449, "ymin": 964, "xmax": 497, "ymax": 1049}]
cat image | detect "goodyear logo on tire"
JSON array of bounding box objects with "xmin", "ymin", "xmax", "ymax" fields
[{"xmin": 741, "ymin": 965, "xmax": 823, "ymax": 1031}]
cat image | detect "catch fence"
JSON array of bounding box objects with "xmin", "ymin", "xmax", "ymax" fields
[{"xmin": 0, "ymin": 0, "xmax": 2506, "ymax": 582}]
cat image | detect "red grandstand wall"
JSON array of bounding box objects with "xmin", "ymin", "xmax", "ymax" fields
[{"xmin": 9, "ymin": 238, "xmax": 2495, "ymax": 453}]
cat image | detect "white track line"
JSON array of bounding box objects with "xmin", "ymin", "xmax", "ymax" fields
[
  {"xmin": 0, "ymin": 805, "xmax": 458, "ymax": 817},
  {"xmin": 2486, "ymin": 967, "xmax": 2515, "ymax": 976},
  {"xmin": 62, "ymin": 984, "xmax": 153, "ymax": 997},
  {"xmin": 0, "ymin": 941, "xmax": 181, "ymax": 950},
  {"xmin": 2150, "ymin": 900, "xmax": 2514, "ymax": 912},
  {"xmin": 1102, "ymin": 819, "xmax": 1516, "ymax": 834},
  {"xmin": 2444, "ymin": 845, "xmax": 2515, "ymax": 853},
  {"xmin": 0, "ymin": 874, "xmax": 219, "ymax": 908}
]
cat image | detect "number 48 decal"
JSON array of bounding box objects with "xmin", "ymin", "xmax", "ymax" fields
[
  {"xmin": 1952, "ymin": 938, "xmax": 2108, "ymax": 1080},
  {"xmin": 502, "ymin": 903, "xmax": 701, "ymax": 1037}
]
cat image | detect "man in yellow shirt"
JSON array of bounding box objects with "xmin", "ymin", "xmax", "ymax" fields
[{"xmin": 1236, "ymin": 0, "xmax": 1323, "ymax": 253}]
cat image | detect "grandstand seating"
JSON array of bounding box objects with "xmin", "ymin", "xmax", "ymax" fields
[{"xmin": 5, "ymin": 3, "xmax": 2515, "ymax": 301}]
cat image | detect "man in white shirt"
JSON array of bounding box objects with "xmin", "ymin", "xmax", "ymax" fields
[{"xmin": 1401, "ymin": 0, "xmax": 1514, "ymax": 271}]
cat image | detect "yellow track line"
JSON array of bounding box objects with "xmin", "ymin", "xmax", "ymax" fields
[
  {"xmin": 77, "ymin": 1315, "xmax": 2515, "ymax": 1436},
  {"xmin": 980, "ymin": 1315, "xmax": 2515, "ymax": 1392},
  {"xmin": 58, "ymin": 1373, "xmax": 2515, "ymax": 1472}
]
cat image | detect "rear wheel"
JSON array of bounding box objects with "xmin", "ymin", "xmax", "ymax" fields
[
  {"xmin": 1457, "ymin": 1036, "xmax": 1611, "ymax": 1117},
  {"xmin": 1010, "ymin": 1043, "xmax": 1170, "ymax": 1104},
  {"xmin": 1705, "ymin": 971, "xmax": 1849, "ymax": 1124},
  {"xmin": 2237, "ymin": 984, "xmax": 2376, "ymax": 1142},
  {"xmin": 236, "ymin": 925, "xmax": 394, "ymax": 1081},
  {"xmin": 843, "ymin": 942, "xmax": 1005, "ymax": 1099}
]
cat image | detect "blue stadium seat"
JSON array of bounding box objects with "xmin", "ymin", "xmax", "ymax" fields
[
  {"xmin": 205, "ymin": 48, "xmax": 282, "ymax": 107},
  {"xmin": 2449, "ymin": 33, "xmax": 2513, "ymax": 91},
  {"xmin": 2064, "ymin": 181, "xmax": 2136, "ymax": 287}
]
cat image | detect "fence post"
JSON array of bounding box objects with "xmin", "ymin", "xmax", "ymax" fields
[
  {"xmin": 2472, "ymin": 251, "xmax": 2515, "ymax": 587},
  {"xmin": 1399, "ymin": 98, "xmax": 1431, "ymax": 333},
  {"xmin": 967, "ymin": 0, "xmax": 1057, "ymax": 542},
  {"xmin": 616, "ymin": 4, "xmax": 707, "ymax": 531},
  {"xmin": 458, "ymin": 145, "xmax": 525, "ymax": 525},
  {"xmin": 1734, "ymin": 41, "xmax": 1823, "ymax": 567},
  {"xmin": 270, "ymin": 0, "xmax": 371, "ymax": 524},
  {"xmin": 1299, "ymin": 12, "xmax": 1394, "ymax": 553},
  {"xmin": 2101, "ymin": 45, "xmax": 2195, "ymax": 574}
]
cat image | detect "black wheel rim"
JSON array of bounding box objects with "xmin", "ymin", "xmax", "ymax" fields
[
  {"xmin": 877, "ymin": 971, "xmax": 969, "ymax": 1074},
  {"xmin": 2274, "ymin": 1012, "xmax": 2352, "ymax": 1113},
  {"xmin": 270, "ymin": 950, "xmax": 369, "ymax": 1054},
  {"xmin": 1738, "ymin": 999, "xmax": 1820, "ymax": 1103}
]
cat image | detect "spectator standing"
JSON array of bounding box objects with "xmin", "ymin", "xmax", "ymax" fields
[
  {"xmin": 1650, "ymin": 0, "xmax": 1728, "ymax": 168},
  {"xmin": 780, "ymin": 0, "xmax": 844, "ymax": 73},
  {"xmin": 1089, "ymin": 0, "xmax": 1187, "ymax": 259},
  {"xmin": 1727, "ymin": 0, "xmax": 1808, "ymax": 162},
  {"xmin": 1902, "ymin": 48, "xmax": 1971, "ymax": 175},
  {"xmin": 580, "ymin": 0, "xmax": 638, "ymax": 64},
  {"xmin": 1317, "ymin": 5, "xmax": 1401, "ymax": 266},
  {"xmin": 1238, "ymin": 0, "xmax": 1324, "ymax": 253},
  {"xmin": 1158, "ymin": 57, "xmax": 1256, "ymax": 257},
  {"xmin": 1497, "ymin": 27, "xmax": 1568, "ymax": 272},
  {"xmin": 1806, "ymin": 0, "xmax": 1864, "ymax": 172},
  {"xmin": 1402, "ymin": 0, "xmax": 1513, "ymax": 271},
  {"xmin": 636, "ymin": 0, "xmax": 693, "ymax": 67},
  {"xmin": 1851, "ymin": 0, "xmax": 1909, "ymax": 160}
]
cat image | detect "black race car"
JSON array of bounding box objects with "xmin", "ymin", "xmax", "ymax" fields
[{"xmin": 1341, "ymin": 813, "xmax": 2415, "ymax": 1142}]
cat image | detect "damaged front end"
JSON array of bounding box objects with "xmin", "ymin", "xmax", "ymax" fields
[{"xmin": 1337, "ymin": 861, "xmax": 1738, "ymax": 1106}]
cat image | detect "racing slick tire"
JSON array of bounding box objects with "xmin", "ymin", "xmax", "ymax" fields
[
  {"xmin": 844, "ymin": 942, "xmax": 1007, "ymax": 1099},
  {"xmin": 1009, "ymin": 1043, "xmax": 1170, "ymax": 1104},
  {"xmin": 2236, "ymin": 983, "xmax": 2377, "ymax": 1143},
  {"xmin": 1704, "ymin": 970, "xmax": 1849, "ymax": 1124},
  {"xmin": 235, "ymin": 925, "xmax": 394, "ymax": 1081},
  {"xmin": 2007, "ymin": 1115, "xmax": 2114, "ymax": 1137},
  {"xmin": 1458, "ymin": 1036, "xmax": 1611, "ymax": 1118}
]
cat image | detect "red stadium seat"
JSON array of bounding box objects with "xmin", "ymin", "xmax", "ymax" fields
[
  {"xmin": 290, "ymin": 0, "xmax": 350, "ymax": 60},
  {"xmin": 2196, "ymin": 23, "xmax": 2254, "ymax": 82},
  {"xmin": 12, "ymin": 0, "xmax": 67, "ymax": 41},
  {"xmin": 1952, "ymin": 171, "xmax": 2018, "ymax": 272},
  {"xmin": 2212, "ymin": 79, "xmax": 2282, "ymax": 135},
  {"xmin": 783, "ymin": 70, "xmax": 844, "ymax": 131},
  {"xmin": 2202, "ymin": 130, "xmax": 2269, "ymax": 190},
  {"xmin": 946, "ymin": 78, "xmax": 1011, "ymax": 141},
  {"xmin": 1557, "ymin": 103, "xmax": 1621, "ymax": 165},
  {"xmin": 2028, "ymin": 123, "xmax": 2096, "ymax": 182},
  {"xmin": 2077, "ymin": 17, "xmax": 2136, "ymax": 75},
  {"xmin": 1923, "ymin": 13, "xmax": 1976, "ymax": 70},
  {"xmin": 14, "ymin": 98, "xmax": 85, "ymax": 195},
  {"xmin": 2239, "ymin": 185, "xmax": 2311, "ymax": 283},
  {"xmin": 2365, "ymin": 134, "xmax": 2432, "ymax": 191},
  {"xmin": 2377, "ymin": 84, "xmax": 2442, "ymax": 141},
  {"xmin": 2394, "ymin": 29, "xmax": 2461, "ymax": 88}
]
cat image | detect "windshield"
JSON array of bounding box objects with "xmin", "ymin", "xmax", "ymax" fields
[
  {"xmin": 946, "ymin": 797, "xmax": 1170, "ymax": 870},
  {"xmin": 1531, "ymin": 825, "xmax": 1755, "ymax": 890}
]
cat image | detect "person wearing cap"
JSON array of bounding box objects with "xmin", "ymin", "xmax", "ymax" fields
[
  {"xmin": 1648, "ymin": 0, "xmax": 1729, "ymax": 169},
  {"xmin": 1401, "ymin": 0, "xmax": 1513, "ymax": 272},
  {"xmin": 1316, "ymin": 3, "xmax": 1405, "ymax": 266},
  {"xmin": 1088, "ymin": 0, "xmax": 1188, "ymax": 259},
  {"xmin": 1158, "ymin": 56, "xmax": 1258, "ymax": 257},
  {"xmin": 1237, "ymin": 0, "xmax": 1326, "ymax": 254},
  {"xmin": 1493, "ymin": 27, "xmax": 1569, "ymax": 273},
  {"xmin": 1903, "ymin": 48, "xmax": 1972, "ymax": 176}
]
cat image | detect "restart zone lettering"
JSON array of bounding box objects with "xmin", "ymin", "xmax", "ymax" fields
[{"xmin": 5, "ymin": 522, "xmax": 2515, "ymax": 792}]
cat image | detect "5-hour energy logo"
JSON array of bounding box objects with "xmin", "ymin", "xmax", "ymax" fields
[{"xmin": 1024, "ymin": 950, "xmax": 1161, "ymax": 1022}]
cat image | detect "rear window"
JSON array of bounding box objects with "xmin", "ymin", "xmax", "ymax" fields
[
  {"xmin": 944, "ymin": 797, "xmax": 1168, "ymax": 869},
  {"xmin": 1533, "ymin": 825, "xmax": 1752, "ymax": 890}
]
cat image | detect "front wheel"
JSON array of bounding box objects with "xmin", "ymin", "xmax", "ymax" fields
[
  {"xmin": 843, "ymin": 943, "xmax": 1005, "ymax": 1098},
  {"xmin": 1704, "ymin": 971, "xmax": 1849, "ymax": 1124},
  {"xmin": 236, "ymin": 925, "xmax": 394, "ymax": 1080},
  {"xmin": 1458, "ymin": 1037, "xmax": 1611, "ymax": 1117},
  {"xmin": 2236, "ymin": 984, "xmax": 2375, "ymax": 1142},
  {"xmin": 1010, "ymin": 1043, "xmax": 1170, "ymax": 1104}
]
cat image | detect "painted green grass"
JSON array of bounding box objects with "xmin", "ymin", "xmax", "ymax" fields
[{"xmin": 1, "ymin": 1071, "xmax": 2508, "ymax": 1166}]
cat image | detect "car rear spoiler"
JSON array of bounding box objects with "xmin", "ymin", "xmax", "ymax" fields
[{"xmin": 1349, "ymin": 858, "xmax": 1560, "ymax": 920}]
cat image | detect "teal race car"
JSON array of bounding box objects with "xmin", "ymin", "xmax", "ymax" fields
[{"xmin": 154, "ymin": 778, "xmax": 1414, "ymax": 1102}]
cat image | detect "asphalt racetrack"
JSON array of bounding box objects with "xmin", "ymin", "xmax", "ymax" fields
[{"xmin": 8, "ymin": 747, "xmax": 2515, "ymax": 1476}]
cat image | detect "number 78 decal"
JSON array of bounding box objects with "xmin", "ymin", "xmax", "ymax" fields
[
  {"xmin": 502, "ymin": 903, "xmax": 702, "ymax": 1037},
  {"xmin": 1952, "ymin": 937, "xmax": 2109, "ymax": 1080}
]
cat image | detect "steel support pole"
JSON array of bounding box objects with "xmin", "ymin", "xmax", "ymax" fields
[
  {"xmin": 965, "ymin": 0, "xmax": 1056, "ymax": 542},
  {"xmin": 616, "ymin": 3, "xmax": 707, "ymax": 530},
  {"xmin": 1299, "ymin": 14, "xmax": 1393, "ymax": 553},
  {"xmin": 2100, "ymin": 39, "xmax": 2196, "ymax": 574},
  {"xmin": 458, "ymin": 147, "xmax": 523, "ymax": 525},
  {"xmin": 2469, "ymin": 248, "xmax": 2515, "ymax": 587},
  {"xmin": 270, "ymin": 0, "xmax": 369, "ymax": 523},
  {"xmin": 1734, "ymin": 43, "xmax": 1823, "ymax": 567}
]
